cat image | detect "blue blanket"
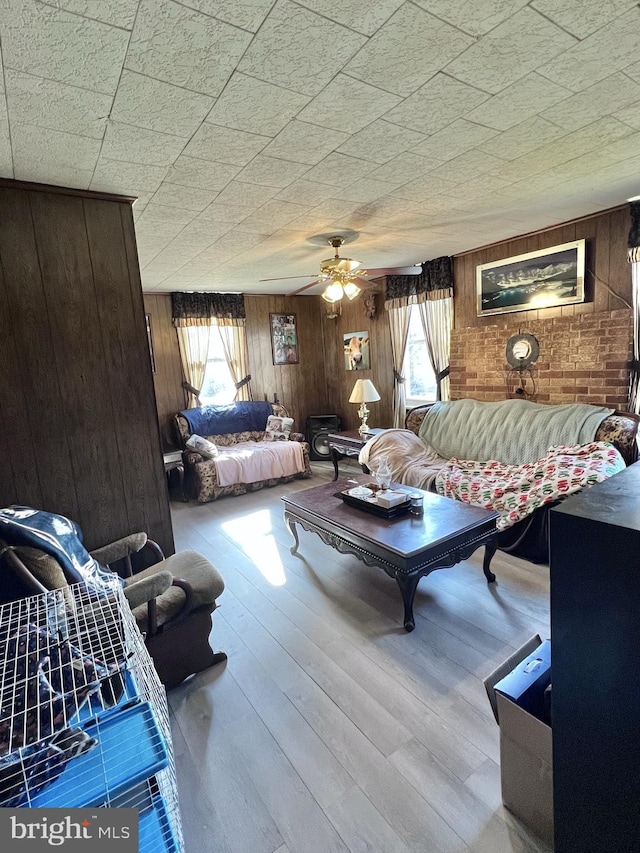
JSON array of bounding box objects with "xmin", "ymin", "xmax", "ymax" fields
[
  {"xmin": 0, "ymin": 507, "xmax": 123, "ymax": 594},
  {"xmin": 180, "ymin": 401, "xmax": 273, "ymax": 436}
]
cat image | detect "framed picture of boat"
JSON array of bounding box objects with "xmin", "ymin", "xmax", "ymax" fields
[{"xmin": 476, "ymin": 239, "xmax": 586, "ymax": 317}]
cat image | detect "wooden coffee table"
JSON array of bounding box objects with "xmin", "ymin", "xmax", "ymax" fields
[{"xmin": 282, "ymin": 476, "xmax": 498, "ymax": 632}]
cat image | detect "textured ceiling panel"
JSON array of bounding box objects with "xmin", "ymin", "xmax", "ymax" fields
[{"xmin": 1, "ymin": 0, "xmax": 639, "ymax": 293}]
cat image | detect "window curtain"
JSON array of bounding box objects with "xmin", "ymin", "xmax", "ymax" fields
[
  {"xmin": 175, "ymin": 324, "xmax": 211, "ymax": 408},
  {"xmin": 217, "ymin": 319, "xmax": 251, "ymax": 402},
  {"xmin": 386, "ymin": 304, "xmax": 411, "ymax": 428},
  {"xmin": 172, "ymin": 292, "xmax": 249, "ymax": 406},
  {"xmin": 386, "ymin": 256, "xmax": 454, "ymax": 414},
  {"xmin": 627, "ymin": 205, "xmax": 640, "ymax": 415}
]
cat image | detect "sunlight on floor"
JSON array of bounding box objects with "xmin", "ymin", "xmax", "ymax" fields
[{"xmin": 221, "ymin": 509, "xmax": 286, "ymax": 586}]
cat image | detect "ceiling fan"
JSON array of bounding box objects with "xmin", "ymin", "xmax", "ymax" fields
[{"xmin": 259, "ymin": 236, "xmax": 421, "ymax": 303}]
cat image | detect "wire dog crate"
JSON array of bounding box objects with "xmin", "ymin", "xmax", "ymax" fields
[{"xmin": 0, "ymin": 582, "xmax": 183, "ymax": 852}]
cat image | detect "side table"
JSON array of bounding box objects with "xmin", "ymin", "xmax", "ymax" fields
[
  {"xmin": 163, "ymin": 450, "xmax": 187, "ymax": 502},
  {"xmin": 327, "ymin": 429, "xmax": 386, "ymax": 481}
]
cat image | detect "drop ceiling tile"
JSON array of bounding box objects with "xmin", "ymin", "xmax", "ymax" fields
[
  {"xmin": 0, "ymin": 0, "xmax": 128, "ymax": 94},
  {"xmin": 182, "ymin": 123, "xmax": 270, "ymax": 166},
  {"xmin": 5, "ymin": 69, "xmax": 111, "ymax": 138},
  {"xmin": 102, "ymin": 122, "xmax": 185, "ymax": 166},
  {"xmin": 234, "ymin": 200, "xmax": 307, "ymax": 234},
  {"xmin": 238, "ymin": 1, "xmax": 366, "ymax": 97},
  {"xmin": 412, "ymin": 0, "xmax": 530, "ymax": 37},
  {"xmin": 136, "ymin": 203, "xmax": 197, "ymax": 228},
  {"xmin": 392, "ymin": 175, "xmax": 459, "ymax": 203},
  {"xmin": 164, "ymin": 155, "xmax": 241, "ymax": 191},
  {"xmin": 465, "ymin": 72, "xmax": 571, "ymax": 131},
  {"xmin": 177, "ymin": 219, "xmax": 235, "ymax": 244},
  {"xmin": 274, "ymin": 179, "xmax": 335, "ymax": 205},
  {"xmin": 262, "ymin": 120, "xmax": 349, "ymax": 166},
  {"xmin": 235, "ymin": 155, "xmax": 310, "ymax": 188},
  {"xmin": 178, "ymin": 0, "xmax": 276, "ymax": 32},
  {"xmin": 445, "ymin": 7, "xmax": 577, "ymax": 95},
  {"xmin": 126, "ymin": 0, "xmax": 252, "ymax": 97},
  {"xmin": 204, "ymin": 73, "xmax": 310, "ymax": 137},
  {"xmin": 597, "ymin": 130, "xmax": 640, "ymax": 164},
  {"xmin": 540, "ymin": 72, "xmax": 640, "ymax": 132},
  {"xmin": 293, "ymin": 0, "xmax": 404, "ymax": 36},
  {"xmin": 614, "ymin": 100, "xmax": 640, "ymax": 131},
  {"xmin": 214, "ymin": 181, "xmax": 280, "ymax": 208},
  {"xmin": 476, "ymin": 116, "xmax": 566, "ymax": 161},
  {"xmin": 91, "ymin": 158, "xmax": 169, "ymax": 192},
  {"xmin": 383, "ymin": 74, "xmax": 490, "ymax": 135},
  {"xmin": 52, "ymin": 0, "xmax": 139, "ymax": 28},
  {"xmin": 0, "ymin": 44, "xmax": 4, "ymax": 93},
  {"xmin": 296, "ymin": 74, "xmax": 401, "ymax": 135},
  {"xmin": 346, "ymin": 4, "xmax": 473, "ymax": 97},
  {"xmin": 150, "ymin": 183, "xmax": 220, "ymax": 212},
  {"xmin": 531, "ymin": 0, "xmax": 636, "ymax": 39},
  {"xmin": 425, "ymin": 150, "xmax": 504, "ymax": 186},
  {"xmin": 11, "ymin": 121, "xmax": 100, "ymax": 178},
  {"xmin": 410, "ymin": 119, "xmax": 499, "ymax": 163},
  {"xmin": 336, "ymin": 178, "xmax": 400, "ymax": 203},
  {"xmin": 367, "ymin": 152, "xmax": 442, "ymax": 185},
  {"xmin": 110, "ymin": 71, "xmax": 215, "ymax": 138},
  {"xmin": 337, "ymin": 120, "xmax": 427, "ymax": 165},
  {"xmin": 301, "ymin": 152, "xmax": 375, "ymax": 187},
  {"xmin": 536, "ymin": 7, "xmax": 640, "ymax": 93},
  {"xmin": 195, "ymin": 202, "xmax": 254, "ymax": 226}
]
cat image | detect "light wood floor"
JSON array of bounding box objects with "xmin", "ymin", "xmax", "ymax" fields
[{"xmin": 167, "ymin": 460, "xmax": 552, "ymax": 853}]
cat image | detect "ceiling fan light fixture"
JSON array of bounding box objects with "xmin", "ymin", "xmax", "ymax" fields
[
  {"xmin": 343, "ymin": 281, "xmax": 361, "ymax": 300},
  {"xmin": 322, "ymin": 281, "xmax": 344, "ymax": 303}
]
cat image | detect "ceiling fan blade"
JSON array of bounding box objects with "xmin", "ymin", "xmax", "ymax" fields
[
  {"xmin": 287, "ymin": 279, "xmax": 321, "ymax": 296},
  {"xmin": 351, "ymin": 276, "xmax": 375, "ymax": 289},
  {"xmin": 366, "ymin": 266, "xmax": 422, "ymax": 276},
  {"xmin": 259, "ymin": 274, "xmax": 316, "ymax": 281}
]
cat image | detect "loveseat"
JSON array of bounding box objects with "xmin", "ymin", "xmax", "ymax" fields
[
  {"xmin": 360, "ymin": 398, "xmax": 640, "ymax": 563},
  {"xmin": 175, "ymin": 401, "xmax": 312, "ymax": 503}
]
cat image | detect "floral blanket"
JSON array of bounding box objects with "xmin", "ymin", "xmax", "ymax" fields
[{"xmin": 435, "ymin": 442, "xmax": 625, "ymax": 531}]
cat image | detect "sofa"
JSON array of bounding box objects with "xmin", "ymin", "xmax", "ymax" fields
[
  {"xmin": 175, "ymin": 401, "xmax": 312, "ymax": 503},
  {"xmin": 360, "ymin": 398, "xmax": 640, "ymax": 563}
]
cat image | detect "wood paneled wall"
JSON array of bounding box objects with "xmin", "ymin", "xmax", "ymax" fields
[
  {"xmin": 453, "ymin": 206, "xmax": 631, "ymax": 328},
  {"xmin": 0, "ymin": 180, "xmax": 174, "ymax": 555},
  {"xmin": 318, "ymin": 293, "xmax": 394, "ymax": 431},
  {"xmin": 143, "ymin": 293, "xmax": 186, "ymax": 449}
]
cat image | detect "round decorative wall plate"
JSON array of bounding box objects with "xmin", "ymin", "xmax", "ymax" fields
[{"xmin": 506, "ymin": 333, "xmax": 539, "ymax": 368}]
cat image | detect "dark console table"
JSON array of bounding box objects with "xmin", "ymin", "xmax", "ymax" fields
[{"xmin": 328, "ymin": 429, "xmax": 386, "ymax": 480}]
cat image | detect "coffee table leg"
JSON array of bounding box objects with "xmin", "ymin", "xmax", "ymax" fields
[
  {"xmin": 395, "ymin": 572, "xmax": 421, "ymax": 632},
  {"xmin": 284, "ymin": 512, "xmax": 300, "ymax": 555},
  {"xmin": 483, "ymin": 538, "xmax": 497, "ymax": 583}
]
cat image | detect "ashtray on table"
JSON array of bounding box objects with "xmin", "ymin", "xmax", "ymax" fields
[{"xmin": 339, "ymin": 487, "xmax": 411, "ymax": 518}]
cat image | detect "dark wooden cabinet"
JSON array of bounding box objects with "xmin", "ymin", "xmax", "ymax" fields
[
  {"xmin": 0, "ymin": 179, "xmax": 174, "ymax": 555},
  {"xmin": 550, "ymin": 463, "xmax": 640, "ymax": 852}
]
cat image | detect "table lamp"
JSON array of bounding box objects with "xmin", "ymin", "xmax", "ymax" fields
[{"xmin": 349, "ymin": 379, "xmax": 380, "ymax": 435}]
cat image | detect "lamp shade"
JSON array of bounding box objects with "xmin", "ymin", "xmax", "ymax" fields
[{"xmin": 349, "ymin": 379, "xmax": 380, "ymax": 404}]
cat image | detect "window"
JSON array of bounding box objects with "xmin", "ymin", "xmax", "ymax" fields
[
  {"xmin": 403, "ymin": 305, "xmax": 437, "ymax": 406},
  {"xmin": 200, "ymin": 327, "xmax": 236, "ymax": 405}
]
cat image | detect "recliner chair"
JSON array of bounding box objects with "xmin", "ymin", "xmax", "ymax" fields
[{"xmin": 0, "ymin": 508, "xmax": 226, "ymax": 689}]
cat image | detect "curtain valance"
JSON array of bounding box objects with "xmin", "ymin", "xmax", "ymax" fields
[
  {"xmin": 628, "ymin": 202, "xmax": 640, "ymax": 262},
  {"xmin": 385, "ymin": 256, "xmax": 453, "ymax": 307},
  {"xmin": 172, "ymin": 292, "xmax": 246, "ymax": 325}
]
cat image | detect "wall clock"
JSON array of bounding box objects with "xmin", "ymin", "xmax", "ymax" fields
[{"xmin": 506, "ymin": 333, "xmax": 539, "ymax": 368}]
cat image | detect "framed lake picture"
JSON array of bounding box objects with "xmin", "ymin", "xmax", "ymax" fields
[
  {"xmin": 270, "ymin": 313, "xmax": 299, "ymax": 364},
  {"xmin": 476, "ymin": 239, "xmax": 586, "ymax": 317}
]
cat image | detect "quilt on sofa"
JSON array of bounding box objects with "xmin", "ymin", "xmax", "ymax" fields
[
  {"xmin": 214, "ymin": 440, "xmax": 305, "ymax": 487},
  {"xmin": 436, "ymin": 442, "xmax": 625, "ymax": 531}
]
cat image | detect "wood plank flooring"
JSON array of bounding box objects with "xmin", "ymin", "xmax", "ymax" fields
[{"xmin": 167, "ymin": 460, "xmax": 552, "ymax": 853}]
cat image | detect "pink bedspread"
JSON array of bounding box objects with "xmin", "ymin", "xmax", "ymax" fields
[
  {"xmin": 214, "ymin": 440, "xmax": 305, "ymax": 487},
  {"xmin": 436, "ymin": 442, "xmax": 625, "ymax": 531}
]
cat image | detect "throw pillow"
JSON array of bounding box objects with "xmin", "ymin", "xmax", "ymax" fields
[
  {"xmin": 186, "ymin": 434, "xmax": 218, "ymax": 458},
  {"xmin": 264, "ymin": 415, "xmax": 294, "ymax": 442}
]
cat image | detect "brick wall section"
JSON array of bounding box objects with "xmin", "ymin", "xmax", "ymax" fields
[{"xmin": 449, "ymin": 309, "xmax": 633, "ymax": 409}]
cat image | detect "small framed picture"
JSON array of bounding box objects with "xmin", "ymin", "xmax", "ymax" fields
[{"xmin": 270, "ymin": 313, "xmax": 299, "ymax": 365}]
